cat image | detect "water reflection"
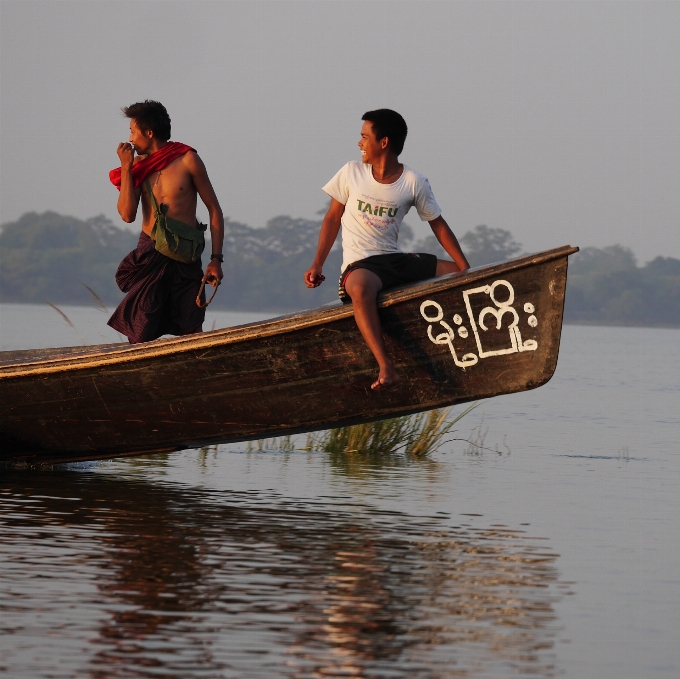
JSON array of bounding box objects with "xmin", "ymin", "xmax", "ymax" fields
[
  {"xmin": 1, "ymin": 468, "xmax": 563, "ymax": 678},
  {"xmin": 324, "ymin": 444, "xmax": 440, "ymax": 478}
]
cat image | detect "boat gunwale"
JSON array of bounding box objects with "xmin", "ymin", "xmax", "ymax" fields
[{"xmin": 0, "ymin": 245, "xmax": 577, "ymax": 378}]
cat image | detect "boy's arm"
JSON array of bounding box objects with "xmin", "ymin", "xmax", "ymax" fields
[
  {"xmin": 116, "ymin": 143, "xmax": 142, "ymax": 223},
  {"xmin": 428, "ymin": 216, "xmax": 470, "ymax": 271},
  {"xmin": 304, "ymin": 198, "xmax": 345, "ymax": 288},
  {"xmin": 186, "ymin": 152, "xmax": 225, "ymax": 284}
]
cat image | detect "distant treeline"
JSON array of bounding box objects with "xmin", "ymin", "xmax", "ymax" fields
[
  {"xmin": 1, "ymin": 211, "xmax": 679, "ymax": 326},
  {"xmin": 563, "ymin": 246, "xmax": 680, "ymax": 326}
]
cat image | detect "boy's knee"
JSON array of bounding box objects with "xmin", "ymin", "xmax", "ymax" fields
[
  {"xmin": 344, "ymin": 270, "xmax": 381, "ymax": 300},
  {"xmin": 345, "ymin": 281, "xmax": 376, "ymax": 302}
]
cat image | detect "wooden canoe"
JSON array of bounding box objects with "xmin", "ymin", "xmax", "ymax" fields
[{"xmin": 0, "ymin": 245, "xmax": 578, "ymax": 465}]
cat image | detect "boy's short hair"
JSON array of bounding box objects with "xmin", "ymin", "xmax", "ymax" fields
[
  {"xmin": 122, "ymin": 100, "xmax": 171, "ymax": 141},
  {"xmin": 361, "ymin": 109, "xmax": 408, "ymax": 156}
]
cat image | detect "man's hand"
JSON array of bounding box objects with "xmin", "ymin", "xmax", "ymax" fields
[
  {"xmin": 304, "ymin": 265, "xmax": 325, "ymax": 288},
  {"xmin": 204, "ymin": 259, "xmax": 223, "ymax": 287},
  {"xmin": 117, "ymin": 142, "xmax": 135, "ymax": 169},
  {"xmin": 116, "ymin": 143, "xmax": 141, "ymax": 223}
]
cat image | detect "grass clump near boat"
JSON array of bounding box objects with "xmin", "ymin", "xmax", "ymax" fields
[
  {"xmin": 246, "ymin": 435, "xmax": 295, "ymax": 453},
  {"xmin": 307, "ymin": 403, "xmax": 478, "ymax": 457},
  {"xmin": 248, "ymin": 403, "xmax": 478, "ymax": 458}
]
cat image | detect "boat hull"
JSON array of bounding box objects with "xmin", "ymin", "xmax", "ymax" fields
[{"xmin": 0, "ymin": 246, "xmax": 577, "ymax": 464}]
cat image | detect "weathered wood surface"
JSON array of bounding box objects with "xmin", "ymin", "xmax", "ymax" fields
[{"xmin": 0, "ymin": 246, "xmax": 578, "ymax": 464}]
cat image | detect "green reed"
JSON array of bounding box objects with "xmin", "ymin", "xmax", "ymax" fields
[
  {"xmin": 245, "ymin": 403, "xmax": 478, "ymax": 458},
  {"xmin": 306, "ymin": 402, "xmax": 478, "ymax": 457},
  {"xmin": 246, "ymin": 435, "xmax": 295, "ymax": 453}
]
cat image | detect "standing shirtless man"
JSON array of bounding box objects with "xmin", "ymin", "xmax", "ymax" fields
[
  {"xmin": 108, "ymin": 100, "xmax": 224, "ymax": 343},
  {"xmin": 304, "ymin": 109, "xmax": 470, "ymax": 390}
]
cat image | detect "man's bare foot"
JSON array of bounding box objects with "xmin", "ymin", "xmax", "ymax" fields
[{"xmin": 371, "ymin": 368, "xmax": 400, "ymax": 391}]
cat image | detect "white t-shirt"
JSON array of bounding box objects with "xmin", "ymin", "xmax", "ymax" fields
[{"xmin": 322, "ymin": 161, "xmax": 442, "ymax": 272}]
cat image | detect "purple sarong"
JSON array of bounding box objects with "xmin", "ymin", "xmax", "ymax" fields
[{"xmin": 108, "ymin": 232, "xmax": 206, "ymax": 344}]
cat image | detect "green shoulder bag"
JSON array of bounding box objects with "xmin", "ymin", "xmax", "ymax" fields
[{"xmin": 145, "ymin": 178, "xmax": 207, "ymax": 264}]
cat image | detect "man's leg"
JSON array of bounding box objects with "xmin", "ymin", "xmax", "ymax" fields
[
  {"xmin": 344, "ymin": 268, "xmax": 399, "ymax": 390},
  {"xmin": 170, "ymin": 265, "xmax": 206, "ymax": 336},
  {"xmin": 436, "ymin": 260, "xmax": 463, "ymax": 276}
]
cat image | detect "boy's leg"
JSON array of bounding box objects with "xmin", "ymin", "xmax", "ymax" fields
[
  {"xmin": 344, "ymin": 268, "xmax": 400, "ymax": 390},
  {"xmin": 170, "ymin": 265, "xmax": 206, "ymax": 336}
]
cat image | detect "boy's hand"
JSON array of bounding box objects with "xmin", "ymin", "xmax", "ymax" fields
[
  {"xmin": 304, "ymin": 265, "xmax": 325, "ymax": 288},
  {"xmin": 117, "ymin": 142, "xmax": 135, "ymax": 170},
  {"xmin": 204, "ymin": 260, "xmax": 223, "ymax": 287}
]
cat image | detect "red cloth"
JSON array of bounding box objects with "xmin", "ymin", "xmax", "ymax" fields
[{"xmin": 109, "ymin": 142, "xmax": 196, "ymax": 190}]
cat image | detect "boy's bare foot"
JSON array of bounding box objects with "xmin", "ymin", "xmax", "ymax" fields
[{"xmin": 371, "ymin": 367, "xmax": 400, "ymax": 391}]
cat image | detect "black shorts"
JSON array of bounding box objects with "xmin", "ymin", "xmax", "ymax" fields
[{"xmin": 338, "ymin": 252, "xmax": 438, "ymax": 303}]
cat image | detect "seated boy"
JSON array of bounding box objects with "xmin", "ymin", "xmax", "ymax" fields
[{"xmin": 304, "ymin": 109, "xmax": 470, "ymax": 390}]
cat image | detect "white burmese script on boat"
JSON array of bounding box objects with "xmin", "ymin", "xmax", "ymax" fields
[{"xmin": 420, "ymin": 279, "xmax": 538, "ymax": 369}]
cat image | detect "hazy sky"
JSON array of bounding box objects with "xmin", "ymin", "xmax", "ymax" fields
[{"xmin": 1, "ymin": 1, "xmax": 679, "ymax": 262}]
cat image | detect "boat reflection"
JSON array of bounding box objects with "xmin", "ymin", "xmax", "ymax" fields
[{"xmin": 1, "ymin": 467, "xmax": 564, "ymax": 678}]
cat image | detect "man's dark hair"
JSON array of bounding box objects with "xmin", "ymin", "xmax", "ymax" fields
[
  {"xmin": 122, "ymin": 100, "xmax": 171, "ymax": 141},
  {"xmin": 361, "ymin": 109, "xmax": 408, "ymax": 156}
]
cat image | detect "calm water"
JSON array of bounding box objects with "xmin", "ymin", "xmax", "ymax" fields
[{"xmin": 0, "ymin": 303, "xmax": 678, "ymax": 678}]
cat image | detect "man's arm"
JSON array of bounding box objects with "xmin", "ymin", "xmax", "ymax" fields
[
  {"xmin": 428, "ymin": 216, "xmax": 470, "ymax": 271},
  {"xmin": 186, "ymin": 152, "xmax": 225, "ymax": 284},
  {"xmin": 304, "ymin": 198, "xmax": 345, "ymax": 288},
  {"xmin": 116, "ymin": 143, "xmax": 142, "ymax": 222}
]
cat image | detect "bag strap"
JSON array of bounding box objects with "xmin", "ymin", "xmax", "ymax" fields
[{"xmin": 143, "ymin": 178, "xmax": 161, "ymax": 217}]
